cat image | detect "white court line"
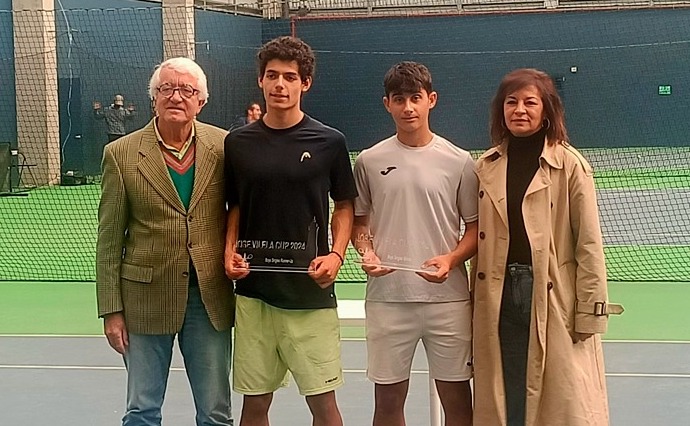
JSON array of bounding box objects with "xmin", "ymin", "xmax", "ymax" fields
[
  {"xmin": 0, "ymin": 334, "xmax": 104, "ymax": 338},
  {"xmin": 0, "ymin": 365, "xmax": 153, "ymax": 371},
  {"xmin": 2, "ymin": 335, "xmax": 690, "ymax": 345},
  {"xmin": 604, "ymin": 243, "xmax": 690, "ymax": 246},
  {"xmin": 605, "ymin": 373, "xmax": 690, "ymax": 379},
  {"xmin": 0, "ymin": 365, "xmax": 424, "ymax": 375},
  {"xmin": 603, "ymin": 340, "xmax": 690, "ymax": 344},
  {"xmin": 2, "ymin": 364, "xmax": 689, "ymax": 378}
]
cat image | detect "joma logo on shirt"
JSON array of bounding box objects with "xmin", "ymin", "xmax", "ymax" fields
[
  {"xmin": 380, "ymin": 166, "xmax": 397, "ymax": 175},
  {"xmin": 300, "ymin": 151, "xmax": 312, "ymax": 162}
]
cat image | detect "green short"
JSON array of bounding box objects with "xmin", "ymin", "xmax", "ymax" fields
[{"xmin": 233, "ymin": 295, "xmax": 343, "ymax": 396}]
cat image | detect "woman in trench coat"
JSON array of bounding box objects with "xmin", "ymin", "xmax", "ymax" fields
[{"xmin": 472, "ymin": 68, "xmax": 623, "ymax": 426}]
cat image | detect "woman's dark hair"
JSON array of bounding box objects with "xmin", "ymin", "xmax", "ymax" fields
[{"xmin": 489, "ymin": 68, "xmax": 569, "ymax": 146}]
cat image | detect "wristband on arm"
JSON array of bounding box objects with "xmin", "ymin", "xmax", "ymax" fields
[{"xmin": 329, "ymin": 251, "xmax": 344, "ymax": 265}]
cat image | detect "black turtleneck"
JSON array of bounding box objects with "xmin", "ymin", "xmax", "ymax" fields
[{"xmin": 506, "ymin": 127, "xmax": 547, "ymax": 266}]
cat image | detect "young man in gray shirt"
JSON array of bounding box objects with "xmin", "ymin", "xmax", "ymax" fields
[{"xmin": 351, "ymin": 61, "xmax": 478, "ymax": 426}]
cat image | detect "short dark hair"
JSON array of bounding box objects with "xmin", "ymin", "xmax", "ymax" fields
[
  {"xmin": 257, "ymin": 36, "xmax": 315, "ymax": 82},
  {"xmin": 383, "ymin": 61, "xmax": 433, "ymax": 97},
  {"xmin": 246, "ymin": 102, "xmax": 260, "ymax": 112},
  {"xmin": 489, "ymin": 68, "xmax": 569, "ymax": 146}
]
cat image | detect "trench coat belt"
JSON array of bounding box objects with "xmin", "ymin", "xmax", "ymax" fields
[{"xmin": 576, "ymin": 301, "xmax": 625, "ymax": 316}]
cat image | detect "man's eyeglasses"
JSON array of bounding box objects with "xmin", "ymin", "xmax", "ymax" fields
[{"xmin": 157, "ymin": 84, "xmax": 199, "ymax": 99}]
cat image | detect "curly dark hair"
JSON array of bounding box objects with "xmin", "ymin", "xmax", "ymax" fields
[
  {"xmin": 257, "ymin": 36, "xmax": 315, "ymax": 82},
  {"xmin": 383, "ymin": 61, "xmax": 433, "ymax": 97}
]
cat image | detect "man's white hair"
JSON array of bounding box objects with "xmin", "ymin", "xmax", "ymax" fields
[{"xmin": 148, "ymin": 57, "xmax": 209, "ymax": 101}]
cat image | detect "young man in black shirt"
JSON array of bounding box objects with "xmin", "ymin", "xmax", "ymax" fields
[{"xmin": 224, "ymin": 36, "xmax": 357, "ymax": 426}]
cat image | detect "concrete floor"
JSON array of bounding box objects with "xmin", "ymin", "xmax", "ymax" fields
[{"xmin": 1, "ymin": 337, "xmax": 689, "ymax": 425}]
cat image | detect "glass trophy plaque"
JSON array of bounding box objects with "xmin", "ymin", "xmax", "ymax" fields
[
  {"xmin": 235, "ymin": 221, "xmax": 319, "ymax": 274},
  {"xmin": 353, "ymin": 232, "xmax": 434, "ymax": 274}
]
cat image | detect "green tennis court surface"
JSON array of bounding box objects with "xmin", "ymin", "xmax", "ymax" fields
[
  {"xmin": 1, "ymin": 183, "xmax": 689, "ymax": 282},
  {"xmin": 1, "ymin": 148, "xmax": 688, "ymax": 338},
  {"xmin": 595, "ymin": 168, "xmax": 690, "ymax": 189},
  {"xmin": 1, "ymin": 281, "xmax": 688, "ymax": 341}
]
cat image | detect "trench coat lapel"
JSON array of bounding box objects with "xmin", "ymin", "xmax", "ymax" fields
[
  {"xmin": 525, "ymin": 138, "xmax": 562, "ymax": 197},
  {"xmin": 477, "ymin": 146, "xmax": 509, "ymax": 228},
  {"xmin": 188, "ymin": 124, "xmax": 217, "ymax": 213},
  {"xmin": 525, "ymin": 165, "xmax": 551, "ymax": 197},
  {"xmin": 137, "ymin": 121, "xmax": 186, "ymax": 214}
]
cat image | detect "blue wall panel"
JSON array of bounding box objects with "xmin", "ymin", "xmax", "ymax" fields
[
  {"xmin": 55, "ymin": 6, "xmax": 163, "ymax": 173},
  {"xmin": 289, "ymin": 9, "xmax": 690, "ymax": 150},
  {"xmin": 0, "ymin": 4, "xmax": 16, "ymax": 145},
  {"xmin": 2, "ymin": 5, "xmax": 689, "ymax": 161},
  {"xmin": 195, "ymin": 9, "xmax": 263, "ymax": 129},
  {"xmin": 51, "ymin": 3, "xmax": 263, "ymax": 173}
]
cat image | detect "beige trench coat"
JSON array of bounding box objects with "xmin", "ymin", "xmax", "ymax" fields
[{"xmin": 472, "ymin": 139, "xmax": 616, "ymax": 426}]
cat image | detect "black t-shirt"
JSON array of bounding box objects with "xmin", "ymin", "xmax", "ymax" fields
[{"xmin": 224, "ymin": 115, "xmax": 358, "ymax": 309}]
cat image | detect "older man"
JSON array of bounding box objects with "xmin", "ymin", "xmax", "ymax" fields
[{"xmin": 97, "ymin": 57, "xmax": 234, "ymax": 426}]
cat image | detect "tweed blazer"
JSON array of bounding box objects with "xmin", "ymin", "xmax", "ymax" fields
[{"xmin": 96, "ymin": 119, "xmax": 234, "ymax": 334}]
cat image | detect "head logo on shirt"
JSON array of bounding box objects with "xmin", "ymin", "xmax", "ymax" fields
[
  {"xmin": 300, "ymin": 151, "xmax": 312, "ymax": 162},
  {"xmin": 380, "ymin": 166, "xmax": 397, "ymax": 176}
]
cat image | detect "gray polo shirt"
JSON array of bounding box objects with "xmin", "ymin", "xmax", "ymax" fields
[{"xmin": 354, "ymin": 134, "xmax": 478, "ymax": 302}]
